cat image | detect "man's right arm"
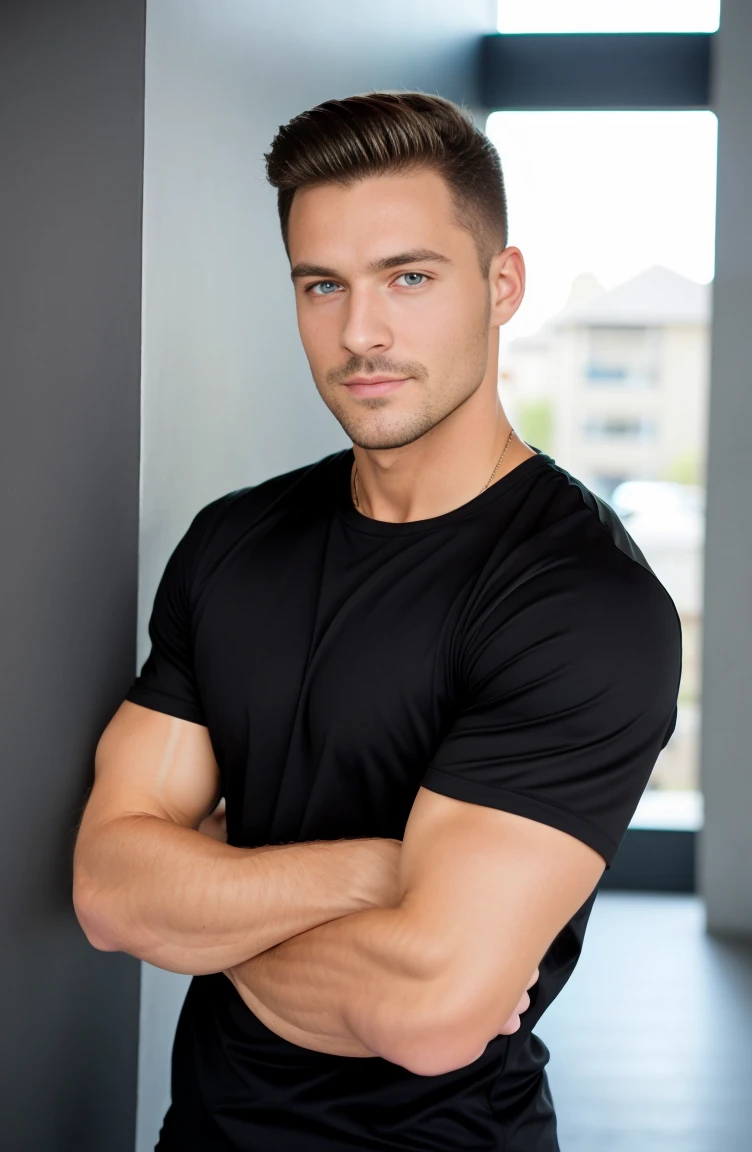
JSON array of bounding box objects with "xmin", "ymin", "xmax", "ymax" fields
[{"xmin": 72, "ymin": 700, "xmax": 402, "ymax": 976}]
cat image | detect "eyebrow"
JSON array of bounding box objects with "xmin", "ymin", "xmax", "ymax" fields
[{"xmin": 290, "ymin": 248, "xmax": 452, "ymax": 280}]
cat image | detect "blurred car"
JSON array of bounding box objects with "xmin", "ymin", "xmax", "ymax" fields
[{"xmin": 610, "ymin": 479, "xmax": 704, "ymax": 524}]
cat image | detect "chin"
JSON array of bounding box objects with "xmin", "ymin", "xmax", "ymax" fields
[{"xmin": 343, "ymin": 419, "xmax": 437, "ymax": 452}]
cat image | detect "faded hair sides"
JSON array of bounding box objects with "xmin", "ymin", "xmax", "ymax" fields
[{"xmin": 264, "ymin": 91, "xmax": 508, "ymax": 277}]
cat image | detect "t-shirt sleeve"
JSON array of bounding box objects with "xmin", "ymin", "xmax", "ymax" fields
[
  {"xmin": 124, "ymin": 496, "xmax": 230, "ymax": 726},
  {"xmin": 419, "ymin": 555, "xmax": 682, "ymax": 867}
]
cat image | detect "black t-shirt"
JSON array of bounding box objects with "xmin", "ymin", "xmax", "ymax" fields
[{"xmin": 126, "ymin": 447, "xmax": 681, "ymax": 1152}]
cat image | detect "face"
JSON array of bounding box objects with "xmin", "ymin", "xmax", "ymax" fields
[{"xmin": 287, "ymin": 168, "xmax": 518, "ymax": 450}]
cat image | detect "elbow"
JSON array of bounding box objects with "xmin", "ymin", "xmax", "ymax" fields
[
  {"xmin": 390, "ymin": 975, "xmax": 516, "ymax": 1077},
  {"xmin": 396, "ymin": 1019, "xmax": 488, "ymax": 1078},
  {"xmin": 72, "ymin": 859, "xmax": 126, "ymax": 953},
  {"xmin": 386, "ymin": 1018, "xmax": 481, "ymax": 1078},
  {"xmin": 71, "ymin": 870, "xmax": 213, "ymax": 975},
  {"xmin": 73, "ymin": 894, "xmax": 119, "ymax": 952},
  {"xmin": 364, "ymin": 981, "xmax": 489, "ymax": 1078}
]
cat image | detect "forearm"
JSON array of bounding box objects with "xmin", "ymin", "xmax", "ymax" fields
[
  {"xmin": 73, "ymin": 814, "xmax": 377, "ymax": 975},
  {"xmin": 226, "ymin": 902, "xmax": 450, "ymax": 1071}
]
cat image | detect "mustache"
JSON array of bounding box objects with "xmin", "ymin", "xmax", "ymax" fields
[{"xmin": 327, "ymin": 357, "xmax": 428, "ymax": 386}]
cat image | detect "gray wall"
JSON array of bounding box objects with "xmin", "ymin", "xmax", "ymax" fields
[
  {"xmin": 699, "ymin": 0, "xmax": 752, "ymax": 937},
  {"xmin": 136, "ymin": 1, "xmax": 495, "ymax": 1147},
  {"xmin": 0, "ymin": 2, "xmax": 145, "ymax": 1149}
]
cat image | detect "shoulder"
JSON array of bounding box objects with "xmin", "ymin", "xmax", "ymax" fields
[
  {"xmin": 537, "ymin": 457, "xmax": 680, "ymax": 639},
  {"xmin": 469, "ymin": 548, "xmax": 680, "ymax": 681},
  {"xmin": 500, "ymin": 453, "xmax": 678, "ymax": 619},
  {"xmin": 465, "ymin": 458, "xmax": 682, "ymax": 692},
  {"xmin": 180, "ymin": 448, "xmax": 347, "ymax": 555},
  {"xmin": 159, "ymin": 449, "xmax": 347, "ymax": 605}
]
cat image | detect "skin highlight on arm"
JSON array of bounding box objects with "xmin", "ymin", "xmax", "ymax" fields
[
  {"xmin": 226, "ymin": 901, "xmax": 538, "ymax": 1069},
  {"xmin": 73, "ymin": 701, "xmax": 403, "ymax": 975},
  {"xmin": 226, "ymin": 786, "xmax": 600, "ymax": 1077}
]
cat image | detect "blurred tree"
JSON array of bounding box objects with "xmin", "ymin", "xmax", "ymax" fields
[
  {"xmin": 515, "ymin": 397, "xmax": 554, "ymax": 455},
  {"xmin": 662, "ymin": 449, "xmax": 705, "ymax": 486}
]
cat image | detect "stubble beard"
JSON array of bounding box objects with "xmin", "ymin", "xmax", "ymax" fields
[
  {"xmin": 316, "ymin": 291, "xmax": 493, "ymax": 451},
  {"xmin": 319, "ymin": 348, "xmax": 490, "ymax": 451}
]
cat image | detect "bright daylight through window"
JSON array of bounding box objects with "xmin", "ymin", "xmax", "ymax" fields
[
  {"xmin": 488, "ymin": 108, "xmax": 718, "ymax": 831},
  {"xmin": 497, "ymin": 0, "xmax": 720, "ymax": 34}
]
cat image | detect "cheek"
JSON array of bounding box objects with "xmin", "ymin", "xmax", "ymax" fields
[
  {"xmin": 296, "ymin": 306, "xmax": 335, "ymax": 363},
  {"xmin": 404, "ymin": 290, "xmax": 486, "ymax": 357},
  {"xmin": 399, "ymin": 293, "xmax": 461, "ymax": 348}
]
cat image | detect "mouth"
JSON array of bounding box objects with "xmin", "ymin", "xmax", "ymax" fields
[{"xmin": 343, "ymin": 376, "xmax": 410, "ymax": 397}]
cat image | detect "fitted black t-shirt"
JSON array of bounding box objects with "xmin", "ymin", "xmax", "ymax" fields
[{"xmin": 125, "ymin": 447, "xmax": 681, "ymax": 1152}]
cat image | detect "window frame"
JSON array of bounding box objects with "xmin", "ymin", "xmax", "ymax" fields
[{"xmin": 479, "ymin": 28, "xmax": 715, "ymax": 890}]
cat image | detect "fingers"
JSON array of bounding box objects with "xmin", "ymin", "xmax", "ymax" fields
[
  {"xmin": 499, "ymin": 1013, "xmax": 521, "ymax": 1035},
  {"xmin": 498, "ymin": 968, "xmax": 540, "ymax": 1037},
  {"xmin": 198, "ymin": 805, "xmax": 228, "ymax": 842},
  {"xmin": 499, "ymin": 987, "xmax": 531, "ymax": 1035}
]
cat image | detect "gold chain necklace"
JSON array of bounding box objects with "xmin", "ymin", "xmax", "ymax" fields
[{"xmin": 351, "ymin": 427, "xmax": 516, "ymax": 511}]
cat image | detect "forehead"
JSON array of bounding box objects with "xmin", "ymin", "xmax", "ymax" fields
[{"xmin": 287, "ymin": 168, "xmax": 469, "ymax": 267}]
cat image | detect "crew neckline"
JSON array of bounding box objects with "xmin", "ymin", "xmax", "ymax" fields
[{"xmin": 334, "ymin": 445, "xmax": 551, "ymax": 537}]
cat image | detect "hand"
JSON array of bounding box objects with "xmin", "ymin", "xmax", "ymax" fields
[{"xmin": 498, "ymin": 967, "xmax": 539, "ymax": 1035}]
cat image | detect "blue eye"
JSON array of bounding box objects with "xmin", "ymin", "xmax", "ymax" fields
[
  {"xmin": 308, "ymin": 280, "xmax": 340, "ymax": 295},
  {"xmin": 305, "ymin": 272, "xmax": 428, "ymax": 296},
  {"xmin": 398, "ymin": 272, "xmax": 427, "ymax": 287}
]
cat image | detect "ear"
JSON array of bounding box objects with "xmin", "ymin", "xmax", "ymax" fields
[{"xmin": 488, "ymin": 246, "xmax": 526, "ymax": 328}]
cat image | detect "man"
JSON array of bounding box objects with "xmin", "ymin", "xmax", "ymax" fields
[{"xmin": 73, "ymin": 92, "xmax": 681, "ymax": 1151}]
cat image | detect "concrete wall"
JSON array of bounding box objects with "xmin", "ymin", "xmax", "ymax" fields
[
  {"xmin": 136, "ymin": 2, "xmax": 495, "ymax": 1147},
  {"xmin": 699, "ymin": 0, "xmax": 752, "ymax": 936},
  {"xmin": 0, "ymin": 2, "xmax": 145, "ymax": 1149}
]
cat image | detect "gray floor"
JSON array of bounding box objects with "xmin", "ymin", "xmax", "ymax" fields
[{"xmin": 535, "ymin": 893, "xmax": 752, "ymax": 1152}]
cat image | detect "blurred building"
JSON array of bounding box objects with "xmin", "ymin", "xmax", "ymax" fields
[{"xmin": 503, "ymin": 265, "xmax": 711, "ymax": 498}]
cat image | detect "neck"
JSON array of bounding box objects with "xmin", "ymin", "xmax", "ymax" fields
[
  {"xmin": 348, "ymin": 327, "xmax": 537, "ymax": 523},
  {"xmin": 350, "ymin": 403, "xmax": 535, "ymax": 524}
]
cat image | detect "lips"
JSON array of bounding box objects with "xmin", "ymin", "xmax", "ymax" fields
[
  {"xmin": 344, "ymin": 376, "xmax": 410, "ymax": 396},
  {"xmin": 345, "ymin": 376, "xmax": 405, "ymax": 385}
]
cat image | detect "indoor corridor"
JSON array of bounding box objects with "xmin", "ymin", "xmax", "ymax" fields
[{"xmin": 538, "ymin": 893, "xmax": 752, "ymax": 1152}]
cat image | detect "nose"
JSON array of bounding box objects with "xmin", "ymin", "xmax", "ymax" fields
[{"xmin": 340, "ymin": 283, "xmax": 394, "ymax": 358}]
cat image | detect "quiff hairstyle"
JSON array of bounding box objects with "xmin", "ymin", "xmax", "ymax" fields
[{"xmin": 264, "ymin": 91, "xmax": 508, "ymax": 277}]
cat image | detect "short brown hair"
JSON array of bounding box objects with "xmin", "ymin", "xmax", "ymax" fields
[{"xmin": 264, "ymin": 91, "xmax": 508, "ymax": 277}]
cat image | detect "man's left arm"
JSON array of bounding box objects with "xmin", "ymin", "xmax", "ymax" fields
[{"xmin": 224, "ymin": 784, "xmax": 604, "ymax": 1075}]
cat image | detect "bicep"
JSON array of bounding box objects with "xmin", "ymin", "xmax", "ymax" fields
[
  {"xmin": 394, "ymin": 564, "xmax": 679, "ymax": 1065},
  {"xmin": 79, "ymin": 699, "xmax": 221, "ymax": 840},
  {"xmin": 397, "ymin": 786, "xmax": 605, "ymax": 1057}
]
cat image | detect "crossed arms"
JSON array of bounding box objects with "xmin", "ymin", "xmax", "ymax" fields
[{"xmin": 73, "ymin": 701, "xmax": 605, "ymax": 1077}]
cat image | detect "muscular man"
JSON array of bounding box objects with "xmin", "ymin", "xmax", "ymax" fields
[{"xmin": 73, "ymin": 92, "xmax": 682, "ymax": 1151}]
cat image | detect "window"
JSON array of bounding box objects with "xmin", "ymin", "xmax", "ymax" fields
[
  {"xmin": 586, "ymin": 327, "xmax": 660, "ymax": 388},
  {"xmin": 592, "ymin": 474, "xmax": 629, "ymax": 501},
  {"xmin": 584, "ymin": 415, "xmax": 656, "ymax": 441},
  {"xmin": 492, "ymin": 109, "xmax": 717, "ymax": 828},
  {"xmin": 497, "ymin": 0, "xmax": 720, "ymax": 34}
]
